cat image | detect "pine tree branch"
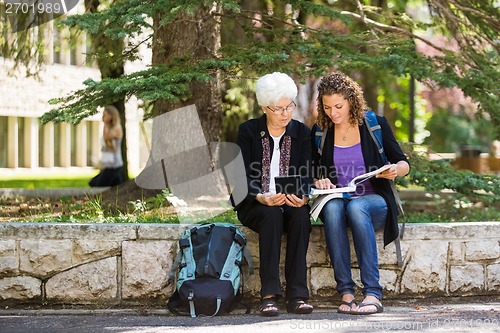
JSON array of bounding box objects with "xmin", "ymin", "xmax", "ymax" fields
[
  {"xmin": 450, "ymin": 0, "xmax": 500, "ymax": 29},
  {"xmin": 339, "ymin": 10, "xmax": 448, "ymax": 54},
  {"xmin": 430, "ymin": 0, "xmax": 499, "ymax": 53}
]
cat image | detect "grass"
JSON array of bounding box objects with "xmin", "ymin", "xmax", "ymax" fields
[
  {"xmin": 0, "ymin": 188, "xmax": 243, "ymax": 224},
  {"xmin": 2, "ymin": 192, "xmax": 497, "ymax": 224},
  {"xmin": 0, "ymin": 173, "xmax": 97, "ymax": 188},
  {"xmin": 1, "ymin": 178, "xmax": 92, "ymax": 189},
  {"xmin": 405, "ymin": 207, "xmax": 500, "ymax": 223},
  {"xmin": 1, "ymin": 175, "xmax": 498, "ymax": 224},
  {"xmin": 0, "ymin": 170, "xmax": 142, "ymax": 189}
]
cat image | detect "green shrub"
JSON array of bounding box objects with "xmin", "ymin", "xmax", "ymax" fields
[
  {"xmin": 402, "ymin": 144, "xmax": 499, "ymax": 203},
  {"xmin": 399, "ymin": 143, "xmax": 499, "ymax": 222}
]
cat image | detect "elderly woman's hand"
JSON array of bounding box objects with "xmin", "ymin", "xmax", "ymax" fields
[
  {"xmin": 285, "ymin": 194, "xmax": 309, "ymax": 208},
  {"xmin": 256, "ymin": 193, "xmax": 287, "ymax": 206}
]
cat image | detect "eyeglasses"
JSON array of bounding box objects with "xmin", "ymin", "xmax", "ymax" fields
[{"xmin": 267, "ymin": 101, "xmax": 296, "ymax": 114}]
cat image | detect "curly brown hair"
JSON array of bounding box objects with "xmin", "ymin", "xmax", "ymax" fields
[{"xmin": 316, "ymin": 72, "xmax": 367, "ymax": 130}]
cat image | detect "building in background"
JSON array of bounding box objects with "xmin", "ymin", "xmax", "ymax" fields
[{"xmin": 0, "ymin": 10, "xmax": 151, "ymax": 179}]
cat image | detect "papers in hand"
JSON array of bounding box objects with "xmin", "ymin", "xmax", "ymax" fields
[{"xmin": 309, "ymin": 164, "xmax": 394, "ymax": 221}]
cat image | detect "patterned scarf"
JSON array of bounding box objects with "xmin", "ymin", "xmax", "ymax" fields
[{"xmin": 261, "ymin": 135, "xmax": 292, "ymax": 193}]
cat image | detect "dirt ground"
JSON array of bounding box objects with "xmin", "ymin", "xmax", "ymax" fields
[
  {"xmin": 0, "ymin": 180, "xmax": 166, "ymax": 222},
  {"xmin": 1, "ymin": 180, "xmax": 498, "ymax": 223}
]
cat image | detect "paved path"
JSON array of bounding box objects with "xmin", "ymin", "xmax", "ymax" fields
[{"xmin": 1, "ymin": 301, "xmax": 499, "ymax": 333}]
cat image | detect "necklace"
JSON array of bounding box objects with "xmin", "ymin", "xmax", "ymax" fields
[{"xmin": 342, "ymin": 126, "xmax": 351, "ymax": 141}]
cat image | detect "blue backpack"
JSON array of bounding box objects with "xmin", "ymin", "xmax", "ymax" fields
[
  {"xmin": 167, "ymin": 223, "xmax": 253, "ymax": 317},
  {"xmin": 314, "ymin": 110, "xmax": 405, "ymax": 266}
]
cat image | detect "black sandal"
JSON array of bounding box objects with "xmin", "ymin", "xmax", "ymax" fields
[
  {"xmin": 259, "ymin": 297, "xmax": 279, "ymax": 317},
  {"xmin": 286, "ymin": 298, "xmax": 313, "ymax": 314},
  {"xmin": 337, "ymin": 299, "xmax": 357, "ymax": 314}
]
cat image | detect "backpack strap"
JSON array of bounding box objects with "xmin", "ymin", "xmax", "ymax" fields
[
  {"xmin": 178, "ymin": 236, "xmax": 196, "ymax": 289},
  {"xmin": 187, "ymin": 290, "xmax": 196, "ymax": 318},
  {"xmin": 221, "ymin": 236, "xmax": 242, "ymax": 284},
  {"xmin": 394, "ymin": 236, "xmax": 403, "ymax": 267},
  {"xmin": 365, "ymin": 110, "xmax": 405, "ymax": 266},
  {"xmin": 364, "ymin": 111, "xmax": 406, "ymax": 216},
  {"xmin": 168, "ymin": 249, "xmax": 183, "ymax": 284},
  {"xmin": 188, "ymin": 293, "xmax": 222, "ymax": 318},
  {"xmin": 233, "ymin": 228, "xmax": 254, "ymax": 275},
  {"xmin": 220, "ymin": 229, "xmax": 255, "ymax": 294},
  {"xmin": 315, "ymin": 127, "xmax": 328, "ymax": 156},
  {"xmin": 365, "ymin": 110, "xmax": 387, "ymax": 163}
]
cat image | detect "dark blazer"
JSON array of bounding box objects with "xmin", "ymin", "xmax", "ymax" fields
[
  {"xmin": 311, "ymin": 115, "xmax": 410, "ymax": 247},
  {"xmin": 234, "ymin": 114, "xmax": 312, "ymax": 215}
]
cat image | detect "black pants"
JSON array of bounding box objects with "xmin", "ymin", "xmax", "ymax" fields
[
  {"xmin": 89, "ymin": 167, "xmax": 123, "ymax": 187},
  {"xmin": 238, "ymin": 201, "xmax": 311, "ymax": 300}
]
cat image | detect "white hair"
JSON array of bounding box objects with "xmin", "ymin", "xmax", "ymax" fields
[{"xmin": 255, "ymin": 72, "xmax": 298, "ymax": 107}]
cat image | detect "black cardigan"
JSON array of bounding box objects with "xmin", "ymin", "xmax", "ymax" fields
[
  {"xmin": 234, "ymin": 114, "xmax": 312, "ymax": 215},
  {"xmin": 311, "ymin": 115, "xmax": 410, "ymax": 247}
]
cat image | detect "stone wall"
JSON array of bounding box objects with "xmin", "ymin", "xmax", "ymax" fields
[{"xmin": 0, "ymin": 222, "xmax": 498, "ymax": 306}]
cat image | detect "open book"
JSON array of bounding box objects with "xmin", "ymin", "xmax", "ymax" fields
[{"xmin": 309, "ymin": 164, "xmax": 394, "ymax": 221}]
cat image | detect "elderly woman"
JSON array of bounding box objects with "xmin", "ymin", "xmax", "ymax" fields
[
  {"xmin": 312, "ymin": 72, "xmax": 410, "ymax": 315},
  {"xmin": 234, "ymin": 72, "xmax": 313, "ymax": 317}
]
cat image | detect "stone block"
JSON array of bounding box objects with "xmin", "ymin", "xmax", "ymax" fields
[
  {"xmin": 72, "ymin": 240, "xmax": 120, "ymax": 264},
  {"xmin": 449, "ymin": 264, "xmax": 484, "ymax": 293},
  {"xmin": 241, "ymin": 268, "xmax": 261, "ymax": 298},
  {"xmin": 0, "ymin": 240, "xmax": 18, "ymax": 275},
  {"xmin": 137, "ymin": 224, "xmax": 189, "ymax": 240},
  {"xmin": 352, "ymin": 268, "xmax": 361, "ymax": 287},
  {"xmin": 449, "ymin": 242, "xmax": 465, "ymax": 263},
  {"xmin": 402, "ymin": 222, "xmax": 500, "ymax": 241},
  {"xmin": 486, "ymin": 264, "xmax": 500, "ymax": 292},
  {"xmin": 19, "ymin": 240, "xmax": 73, "ymax": 277},
  {"xmin": 307, "ymin": 228, "xmax": 328, "ymax": 266},
  {"xmin": 465, "ymin": 240, "xmax": 500, "ymax": 261},
  {"xmin": 246, "ymin": 237, "xmax": 260, "ymax": 264},
  {"xmin": 0, "ymin": 223, "xmax": 136, "ymax": 241},
  {"xmin": 309, "ymin": 267, "xmax": 335, "ymax": 297},
  {"xmin": 400, "ymin": 241, "xmax": 447, "ymax": 294},
  {"xmin": 380, "ymin": 269, "xmax": 399, "ymax": 293},
  {"xmin": 0, "ymin": 276, "xmax": 41, "ymax": 300},
  {"xmin": 121, "ymin": 240, "xmax": 176, "ymax": 299},
  {"xmin": 46, "ymin": 257, "xmax": 118, "ymax": 302},
  {"xmin": 378, "ymin": 240, "xmax": 410, "ymax": 266}
]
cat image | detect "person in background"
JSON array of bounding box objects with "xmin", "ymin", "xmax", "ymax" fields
[
  {"xmin": 312, "ymin": 72, "xmax": 410, "ymax": 315},
  {"xmin": 234, "ymin": 72, "xmax": 313, "ymax": 317},
  {"xmin": 89, "ymin": 105, "xmax": 124, "ymax": 187}
]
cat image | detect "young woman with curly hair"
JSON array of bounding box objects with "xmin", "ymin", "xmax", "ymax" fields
[{"xmin": 311, "ymin": 72, "xmax": 410, "ymax": 315}]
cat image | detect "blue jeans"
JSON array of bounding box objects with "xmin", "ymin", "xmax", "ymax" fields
[{"xmin": 319, "ymin": 194, "xmax": 387, "ymax": 300}]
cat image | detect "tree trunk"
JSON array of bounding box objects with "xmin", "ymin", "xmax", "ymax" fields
[{"xmin": 152, "ymin": 4, "xmax": 223, "ymax": 144}]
